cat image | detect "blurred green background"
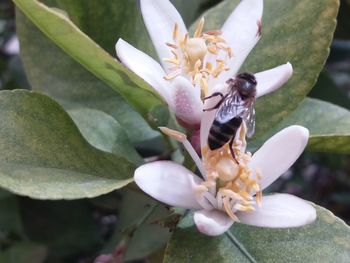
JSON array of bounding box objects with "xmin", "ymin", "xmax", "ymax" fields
[{"xmin": 0, "ymin": 0, "xmax": 349, "ymax": 262}]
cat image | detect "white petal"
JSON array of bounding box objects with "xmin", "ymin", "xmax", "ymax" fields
[
  {"xmin": 255, "ymin": 62, "xmax": 293, "ymax": 98},
  {"xmin": 213, "ymin": 0, "xmax": 263, "ymax": 84},
  {"xmin": 237, "ymin": 194, "xmax": 316, "ymax": 228},
  {"xmin": 169, "ymin": 77, "xmax": 203, "ymax": 126},
  {"xmin": 115, "ymin": 39, "xmax": 171, "ymax": 105},
  {"xmin": 134, "ymin": 161, "xmax": 203, "ymax": 209},
  {"xmin": 140, "ymin": 0, "xmax": 187, "ymax": 71},
  {"xmin": 251, "ymin": 126, "xmax": 309, "ymax": 190},
  {"xmin": 194, "ymin": 209, "xmax": 234, "ymax": 236}
]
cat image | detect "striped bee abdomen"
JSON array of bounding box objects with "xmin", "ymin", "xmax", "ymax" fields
[{"xmin": 208, "ymin": 117, "xmax": 242, "ymax": 150}]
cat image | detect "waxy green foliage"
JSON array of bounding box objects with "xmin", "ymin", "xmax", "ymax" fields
[
  {"xmin": 7, "ymin": 0, "xmax": 350, "ymax": 261},
  {"xmin": 16, "ymin": 8, "xmax": 159, "ymax": 144},
  {"xmin": 103, "ymin": 190, "xmax": 171, "ymax": 261},
  {"xmin": 68, "ymin": 108, "xmax": 142, "ymax": 164},
  {"xmin": 13, "ymin": 0, "xmax": 164, "ymax": 127},
  {"xmin": 251, "ymin": 98, "xmax": 350, "ymax": 154},
  {"xmin": 164, "ymin": 205, "xmax": 350, "ymax": 263},
  {"xmin": 0, "ymin": 90, "xmax": 134, "ymax": 199}
]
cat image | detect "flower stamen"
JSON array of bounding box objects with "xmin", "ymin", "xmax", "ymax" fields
[
  {"xmin": 200, "ymin": 125, "xmax": 262, "ymax": 220},
  {"xmin": 159, "ymin": 127, "xmax": 207, "ymax": 179},
  {"xmin": 163, "ymin": 19, "xmax": 233, "ymax": 97}
]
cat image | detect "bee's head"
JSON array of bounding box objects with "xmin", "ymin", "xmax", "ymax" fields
[{"xmin": 235, "ymin": 73, "xmax": 257, "ymax": 98}]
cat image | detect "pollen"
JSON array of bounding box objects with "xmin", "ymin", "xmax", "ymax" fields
[
  {"xmin": 163, "ymin": 18, "xmax": 233, "ymax": 97},
  {"xmin": 201, "ymin": 125, "xmax": 262, "ymax": 221}
]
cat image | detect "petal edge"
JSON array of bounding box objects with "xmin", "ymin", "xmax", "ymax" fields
[
  {"xmin": 237, "ymin": 194, "xmax": 317, "ymax": 228},
  {"xmin": 140, "ymin": 0, "xmax": 187, "ymax": 72},
  {"xmin": 134, "ymin": 161, "xmax": 203, "ymax": 209},
  {"xmin": 255, "ymin": 62, "xmax": 293, "ymax": 98},
  {"xmin": 194, "ymin": 209, "xmax": 234, "ymax": 236},
  {"xmin": 251, "ymin": 125, "xmax": 309, "ymax": 190},
  {"xmin": 115, "ymin": 38, "xmax": 171, "ymax": 104}
]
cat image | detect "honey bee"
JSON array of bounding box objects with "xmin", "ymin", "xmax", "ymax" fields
[{"xmin": 204, "ymin": 73, "xmax": 257, "ymax": 162}]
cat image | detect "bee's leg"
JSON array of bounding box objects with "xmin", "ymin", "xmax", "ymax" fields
[
  {"xmin": 203, "ymin": 92, "xmax": 224, "ymax": 101},
  {"xmin": 203, "ymin": 93, "xmax": 227, "ymax": 112},
  {"xmin": 229, "ymin": 137, "xmax": 239, "ymax": 164}
]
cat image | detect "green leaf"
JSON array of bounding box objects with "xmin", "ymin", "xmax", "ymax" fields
[
  {"xmin": 251, "ymin": 98, "xmax": 350, "ymax": 154},
  {"xmin": 0, "ymin": 90, "xmax": 134, "ymax": 199},
  {"xmin": 20, "ymin": 199, "xmax": 102, "ymax": 260},
  {"xmin": 16, "ymin": 10, "xmax": 160, "ymax": 144},
  {"xmin": 13, "ymin": 0, "xmax": 164, "ymax": 125},
  {"xmin": 164, "ymin": 205, "xmax": 350, "ymax": 262},
  {"xmin": 40, "ymin": 0, "xmax": 151, "ymax": 56},
  {"xmin": 197, "ymin": 0, "xmax": 339, "ymax": 137},
  {"xmin": 68, "ymin": 108, "xmax": 142, "ymax": 164},
  {"xmin": 172, "ymin": 0, "xmax": 219, "ymax": 26},
  {"xmin": 0, "ymin": 242, "xmax": 47, "ymax": 263},
  {"xmin": 309, "ymin": 72, "xmax": 350, "ymax": 109},
  {"xmin": 103, "ymin": 190, "xmax": 171, "ymax": 261}
]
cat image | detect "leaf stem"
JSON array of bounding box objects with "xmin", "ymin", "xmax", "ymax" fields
[{"xmin": 226, "ymin": 231, "xmax": 258, "ymax": 263}]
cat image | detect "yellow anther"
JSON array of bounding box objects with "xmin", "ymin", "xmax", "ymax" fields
[
  {"xmin": 227, "ymin": 47, "xmax": 233, "ymax": 58},
  {"xmin": 252, "ymin": 183, "xmax": 260, "ymax": 192},
  {"xmin": 159, "ymin": 127, "xmax": 187, "ymax": 142},
  {"xmin": 211, "ymin": 38, "xmax": 226, "ymax": 44},
  {"xmin": 173, "ymin": 23, "xmax": 178, "ymax": 41},
  {"xmin": 206, "ymin": 62, "xmax": 213, "ymax": 71},
  {"xmin": 203, "ymin": 35, "xmax": 216, "ymax": 42},
  {"xmin": 220, "ymin": 189, "xmax": 243, "ymax": 201},
  {"xmin": 238, "ymin": 190, "xmax": 252, "ymax": 200},
  {"xmin": 166, "ymin": 42, "xmax": 178, "ymax": 49},
  {"xmin": 208, "ymin": 45, "xmax": 218, "ymax": 54},
  {"xmin": 234, "ymin": 204, "xmax": 255, "ymax": 212},
  {"xmin": 194, "ymin": 17, "xmax": 205, "ymax": 38},
  {"xmin": 200, "ymin": 77, "xmax": 209, "ymax": 97},
  {"xmin": 164, "ymin": 20, "xmax": 234, "ymax": 95},
  {"xmin": 223, "ymin": 197, "xmax": 240, "ymax": 222},
  {"xmin": 171, "ymin": 50, "xmax": 179, "ymax": 59},
  {"xmin": 256, "ymin": 168, "xmax": 263, "ymax": 180},
  {"xmin": 217, "ymin": 42, "xmax": 229, "ymax": 50},
  {"xmin": 205, "ymin": 30, "xmax": 222, "ymax": 36},
  {"xmin": 212, "ymin": 61, "xmax": 224, "ymax": 77},
  {"xmin": 194, "ymin": 73, "xmax": 202, "ymax": 84},
  {"xmin": 163, "ymin": 58, "xmax": 180, "ymax": 65},
  {"xmin": 256, "ymin": 190, "xmax": 262, "ymax": 206},
  {"xmin": 194, "ymin": 59, "xmax": 202, "ymax": 72},
  {"xmin": 164, "ymin": 69, "xmax": 181, "ymax": 80}
]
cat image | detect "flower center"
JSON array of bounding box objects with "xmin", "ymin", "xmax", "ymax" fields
[
  {"xmin": 200, "ymin": 125, "xmax": 262, "ymax": 221},
  {"xmin": 163, "ymin": 18, "xmax": 232, "ymax": 97},
  {"xmin": 160, "ymin": 125, "xmax": 263, "ymax": 222}
]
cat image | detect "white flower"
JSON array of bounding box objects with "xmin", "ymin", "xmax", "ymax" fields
[
  {"xmin": 134, "ymin": 125, "xmax": 316, "ymax": 236},
  {"xmin": 116, "ymin": 0, "xmax": 293, "ymax": 127}
]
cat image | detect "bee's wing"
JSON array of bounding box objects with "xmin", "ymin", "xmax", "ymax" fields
[
  {"xmin": 215, "ymin": 93, "xmax": 243, "ymax": 123},
  {"xmin": 244, "ymin": 100, "xmax": 256, "ymax": 138}
]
